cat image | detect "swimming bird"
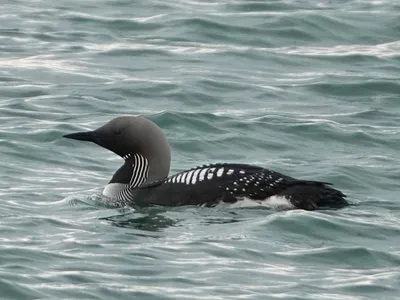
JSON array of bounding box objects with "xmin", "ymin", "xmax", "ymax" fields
[{"xmin": 63, "ymin": 116, "xmax": 348, "ymax": 210}]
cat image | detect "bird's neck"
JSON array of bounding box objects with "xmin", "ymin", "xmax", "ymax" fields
[{"xmin": 108, "ymin": 152, "xmax": 170, "ymax": 187}]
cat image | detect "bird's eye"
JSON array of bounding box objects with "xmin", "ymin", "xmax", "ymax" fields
[{"xmin": 114, "ymin": 130, "xmax": 122, "ymax": 136}]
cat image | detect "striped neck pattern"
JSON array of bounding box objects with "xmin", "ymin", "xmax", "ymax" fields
[{"xmin": 128, "ymin": 153, "xmax": 149, "ymax": 188}]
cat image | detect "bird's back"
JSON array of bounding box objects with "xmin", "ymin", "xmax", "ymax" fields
[{"xmin": 133, "ymin": 163, "xmax": 348, "ymax": 210}]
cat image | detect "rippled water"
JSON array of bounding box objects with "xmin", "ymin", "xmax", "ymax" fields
[{"xmin": 1, "ymin": 0, "xmax": 400, "ymax": 299}]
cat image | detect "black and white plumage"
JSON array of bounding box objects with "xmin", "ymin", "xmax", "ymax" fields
[
  {"xmin": 102, "ymin": 153, "xmax": 149, "ymax": 202},
  {"xmin": 63, "ymin": 116, "xmax": 348, "ymax": 210},
  {"xmin": 135, "ymin": 163, "xmax": 347, "ymax": 210}
]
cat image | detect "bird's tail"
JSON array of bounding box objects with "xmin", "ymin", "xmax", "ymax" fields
[{"xmin": 279, "ymin": 180, "xmax": 348, "ymax": 210}]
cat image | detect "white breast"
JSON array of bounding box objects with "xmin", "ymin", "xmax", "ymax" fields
[{"xmin": 103, "ymin": 183, "xmax": 127, "ymax": 198}]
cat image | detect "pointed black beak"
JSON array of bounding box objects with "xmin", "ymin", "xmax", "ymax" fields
[{"xmin": 63, "ymin": 131, "xmax": 98, "ymax": 142}]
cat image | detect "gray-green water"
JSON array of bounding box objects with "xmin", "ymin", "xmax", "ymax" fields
[{"xmin": 1, "ymin": 0, "xmax": 400, "ymax": 299}]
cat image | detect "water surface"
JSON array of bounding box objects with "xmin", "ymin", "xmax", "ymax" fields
[{"xmin": 1, "ymin": 0, "xmax": 400, "ymax": 299}]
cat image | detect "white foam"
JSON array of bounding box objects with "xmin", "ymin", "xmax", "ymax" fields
[{"xmin": 218, "ymin": 196, "xmax": 294, "ymax": 210}]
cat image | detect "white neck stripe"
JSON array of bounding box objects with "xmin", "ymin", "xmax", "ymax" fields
[{"xmin": 128, "ymin": 153, "xmax": 149, "ymax": 188}]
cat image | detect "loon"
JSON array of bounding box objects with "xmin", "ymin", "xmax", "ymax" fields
[{"xmin": 63, "ymin": 116, "xmax": 348, "ymax": 210}]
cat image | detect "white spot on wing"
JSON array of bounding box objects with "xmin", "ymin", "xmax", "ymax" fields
[
  {"xmin": 199, "ymin": 168, "xmax": 208, "ymax": 181},
  {"xmin": 227, "ymin": 169, "xmax": 234, "ymax": 175},
  {"xmin": 186, "ymin": 170, "xmax": 195, "ymax": 185},
  {"xmin": 207, "ymin": 168, "xmax": 215, "ymax": 179},
  {"xmin": 192, "ymin": 169, "xmax": 201, "ymax": 184},
  {"xmin": 176, "ymin": 174, "xmax": 182, "ymax": 183},
  {"xmin": 181, "ymin": 172, "xmax": 188, "ymax": 184},
  {"xmin": 216, "ymin": 168, "xmax": 224, "ymax": 177},
  {"xmin": 205, "ymin": 168, "xmax": 216, "ymax": 180},
  {"xmin": 239, "ymin": 170, "xmax": 245, "ymax": 174}
]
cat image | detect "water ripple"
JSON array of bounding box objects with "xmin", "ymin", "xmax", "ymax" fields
[{"xmin": 1, "ymin": 0, "xmax": 400, "ymax": 299}]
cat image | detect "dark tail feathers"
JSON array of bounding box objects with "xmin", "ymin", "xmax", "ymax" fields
[{"xmin": 279, "ymin": 180, "xmax": 348, "ymax": 210}]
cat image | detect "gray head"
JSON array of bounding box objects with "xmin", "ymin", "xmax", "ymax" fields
[{"xmin": 63, "ymin": 116, "xmax": 171, "ymax": 185}]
